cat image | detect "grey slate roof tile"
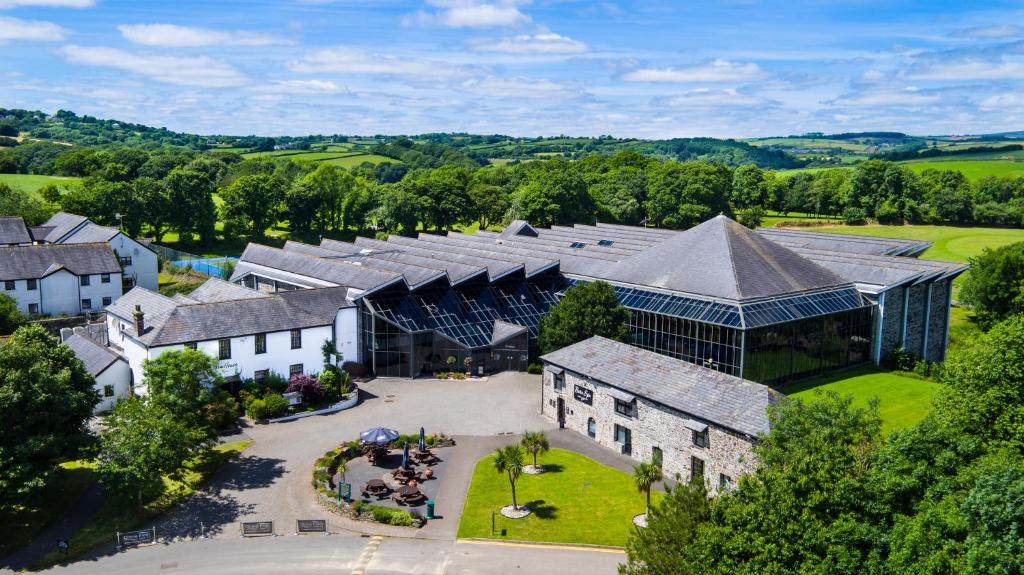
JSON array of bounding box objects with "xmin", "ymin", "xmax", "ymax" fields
[
  {"xmin": 0, "ymin": 217, "xmax": 31, "ymax": 244},
  {"xmin": 63, "ymin": 333, "xmax": 124, "ymax": 376},
  {"xmin": 541, "ymin": 335, "xmax": 780, "ymax": 437},
  {"xmin": 59, "ymin": 223, "xmax": 119, "ymax": 244},
  {"xmin": 0, "ymin": 243, "xmax": 121, "ymax": 281},
  {"xmin": 40, "ymin": 212, "xmax": 89, "ymax": 242},
  {"xmin": 237, "ymin": 243, "xmax": 401, "ymax": 291}
]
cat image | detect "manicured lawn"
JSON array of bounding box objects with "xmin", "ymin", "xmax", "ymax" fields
[
  {"xmin": 0, "ymin": 461, "xmax": 97, "ymax": 559},
  {"xmin": 31, "ymin": 440, "xmax": 252, "ymax": 570},
  {"xmin": 785, "ymin": 366, "xmax": 941, "ymax": 435},
  {"xmin": 0, "ymin": 173, "xmax": 80, "ymax": 196},
  {"xmin": 795, "ymin": 223, "xmax": 1024, "ymax": 263},
  {"xmin": 457, "ymin": 448, "xmax": 659, "ymax": 547}
]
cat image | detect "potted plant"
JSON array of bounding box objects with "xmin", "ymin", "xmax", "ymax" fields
[
  {"xmin": 463, "ymin": 356, "xmax": 474, "ymax": 377},
  {"xmin": 446, "ymin": 355, "xmax": 457, "ymax": 373}
]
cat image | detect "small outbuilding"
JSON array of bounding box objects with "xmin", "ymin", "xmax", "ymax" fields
[
  {"xmin": 62, "ymin": 332, "xmax": 132, "ymax": 413},
  {"xmin": 540, "ymin": 335, "xmax": 782, "ymax": 493}
]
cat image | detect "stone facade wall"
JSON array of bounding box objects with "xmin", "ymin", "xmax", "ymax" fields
[
  {"xmin": 879, "ymin": 287, "xmax": 905, "ymax": 362},
  {"xmin": 926, "ymin": 279, "xmax": 952, "ymax": 362},
  {"xmin": 540, "ymin": 367, "xmax": 758, "ymax": 494},
  {"xmin": 876, "ymin": 279, "xmax": 953, "ymax": 364},
  {"xmin": 904, "ymin": 283, "xmax": 929, "ymax": 358}
]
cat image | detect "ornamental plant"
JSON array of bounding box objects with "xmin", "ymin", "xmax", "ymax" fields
[{"xmin": 286, "ymin": 374, "xmax": 326, "ymax": 403}]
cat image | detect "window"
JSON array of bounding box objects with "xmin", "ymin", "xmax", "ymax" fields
[
  {"xmin": 587, "ymin": 417, "xmax": 596, "ymax": 438},
  {"xmin": 692, "ymin": 428, "xmax": 709, "ymax": 448},
  {"xmin": 652, "ymin": 446, "xmax": 663, "ymax": 468},
  {"xmin": 218, "ymin": 338, "xmax": 231, "ymax": 360},
  {"xmin": 80, "ymin": 275, "xmax": 90, "ymax": 286},
  {"xmin": 569, "ymin": 241, "xmax": 587, "ymax": 249},
  {"xmin": 185, "ymin": 342, "xmax": 197, "ymax": 350},
  {"xmin": 119, "ymin": 256, "xmax": 132, "ymax": 267},
  {"xmin": 614, "ymin": 398, "xmax": 636, "ymax": 417},
  {"xmin": 103, "ymin": 385, "xmax": 114, "ymax": 397},
  {"xmin": 101, "ymin": 273, "xmax": 110, "ymax": 284},
  {"xmin": 289, "ymin": 363, "xmax": 303, "ymax": 376},
  {"xmin": 553, "ymin": 372, "xmax": 565, "ymax": 390},
  {"xmin": 615, "ymin": 424, "xmax": 632, "ymax": 454},
  {"xmin": 255, "ymin": 333, "xmax": 267, "ymax": 354},
  {"xmin": 719, "ymin": 474, "xmax": 733, "ymax": 491},
  {"xmin": 597, "ymin": 239, "xmax": 614, "ymax": 246},
  {"xmin": 28, "ymin": 303, "xmax": 38, "ymax": 314},
  {"xmin": 254, "ymin": 370, "xmax": 269, "ymax": 384},
  {"xmin": 290, "ymin": 329, "xmax": 302, "ymax": 349},
  {"xmin": 81, "ymin": 299, "xmax": 91, "ymax": 310},
  {"xmin": 691, "ymin": 456, "xmax": 705, "ymax": 481},
  {"xmin": 26, "ymin": 279, "xmax": 36, "ymax": 291},
  {"xmin": 102, "ymin": 297, "xmax": 112, "ymax": 306},
  {"xmin": 3, "ymin": 280, "xmax": 13, "ymax": 290},
  {"xmin": 122, "ymin": 277, "xmax": 135, "ymax": 290}
]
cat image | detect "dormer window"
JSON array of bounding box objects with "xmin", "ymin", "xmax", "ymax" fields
[
  {"xmin": 569, "ymin": 242, "xmax": 587, "ymax": 249},
  {"xmin": 597, "ymin": 239, "xmax": 614, "ymax": 246}
]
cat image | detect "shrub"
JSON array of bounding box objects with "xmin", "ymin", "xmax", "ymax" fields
[
  {"xmin": 203, "ymin": 391, "xmax": 239, "ymax": 429},
  {"xmin": 262, "ymin": 393, "xmax": 288, "ymax": 417},
  {"xmin": 886, "ymin": 346, "xmax": 915, "ymax": 372},
  {"xmin": 319, "ymin": 369, "xmax": 338, "ymax": 390},
  {"xmin": 527, "ymin": 363, "xmax": 543, "ymax": 374},
  {"xmin": 262, "ymin": 371, "xmax": 289, "ymax": 393},
  {"xmin": 435, "ymin": 371, "xmax": 448, "ymax": 379},
  {"xmin": 371, "ymin": 506, "xmax": 415, "ymax": 526},
  {"xmin": 342, "ymin": 361, "xmax": 368, "ymax": 379},
  {"xmin": 842, "ymin": 206, "xmax": 867, "ymax": 225},
  {"xmin": 875, "ymin": 200, "xmax": 902, "ymax": 224},
  {"xmin": 452, "ymin": 372, "xmax": 466, "ymax": 380},
  {"xmin": 287, "ymin": 374, "xmax": 326, "ymax": 403},
  {"xmin": 246, "ymin": 398, "xmax": 268, "ymax": 419}
]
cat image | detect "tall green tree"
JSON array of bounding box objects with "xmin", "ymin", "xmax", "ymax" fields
[
  {"xmin": 219, "ymin": 173, "xmax": 285, "ymax": 240},
  {"xmin": 0, "ymin": 292, "xmax": 26, "ymax": 334},
  {"xmin": 163, "ymin": 166, "xmax": 216, "ymax": 243},
  {"xmin": 620, "ymin": 480, "xmax": 709, "ymax": 575},
  {"xmin": 633, "ymin": 460, "xmax": 663, "ymax": 516},
  {"xmin": 647, "ymin": 161, "xmax": 732, "ymax": 229},
  {"xmin": 959, "ymin": 242, "xmax": 1024, "ymax": 329},
  {"xmin": 520, "ymin": 431, "xmax": 550, "ymax": 469},
  {"xmin": 0, "ymin": 325, "xmax": 99, "ymax": 504},
  {"xmin": 730, "ymin": 164, "xmax": 768, "ymax": 210},
  {"xmin": 0, "ymin": 181, "xmax": 50, "ymax": 224},
  {"xmin": 538, "ymin": 281, "xmax": 631, "ymax": 354},
  {"xmin": 97, "ymin": 397, "xmax": 213, "ymax": 510},
  {"xmin": 493, "ymin": 444, "xmax": 526, "ymax": 510},
  {"xmin": 407, "ymin": 165, "xmax": 472, "ymax": 231},
  {"xmin": 142, "ymin": 349, "xmax": 223, "ymax": 422},
  {"xmin": 370, "ymin": 182, "xmax": 423, "ymax": 236}
]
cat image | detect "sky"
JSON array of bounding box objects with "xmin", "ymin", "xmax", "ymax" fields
[{"xmin": 1, "ymin": 0, "xmax": 1023, "ymax": 138}]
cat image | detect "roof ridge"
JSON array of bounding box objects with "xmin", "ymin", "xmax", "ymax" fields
[{"xmin": 721, "ymin": 217, "xmax": 743, "ymax": 300}]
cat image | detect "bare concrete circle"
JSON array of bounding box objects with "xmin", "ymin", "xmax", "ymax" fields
[
  {"xmin": 500, "ymin": 505, "xmax": 532, "ymax": 519},
  {"xmin": 523, "ymin": 465, "xmax": 546, "ymax": 475},
  {"xmin": 633, "ymin": 513, "xmax": 648, "ymax": 528}
]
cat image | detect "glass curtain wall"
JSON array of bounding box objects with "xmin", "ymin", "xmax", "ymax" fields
[{"xmin": 627, "ymin": 310, "xmax": 743, "ymax": 376}]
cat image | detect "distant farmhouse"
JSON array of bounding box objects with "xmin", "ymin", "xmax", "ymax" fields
[{"xmin": 0, "ymin": 212, "xmax": 157, "ymax": 317}]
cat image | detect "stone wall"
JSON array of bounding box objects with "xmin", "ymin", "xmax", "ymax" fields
[
  {"xmin": 877, "ymin": 279, "xmax": 954, "ymax": 364},
  {"xmin": 926, "ymin": 279, "xmax": 952, "ymax": 362},
  {"xmin": 878, "ymin": 287, "xmax": 905, "ymax": 362},
  {"xmin": 904, "ymin": 283, "xmax": 929, "ymax": 358},
  {"xmin": 541, "ymin": 367, "xmax": 757, "ymax": 494}
]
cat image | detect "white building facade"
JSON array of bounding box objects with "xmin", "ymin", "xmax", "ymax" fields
[{"xmin": 0, "ymin": 243, "xmax": 123, "ymax": 317}]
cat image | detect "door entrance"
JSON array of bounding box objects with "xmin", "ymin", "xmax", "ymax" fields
[{"xmin": 556, "ymin": 397, "xmax": 565, "ymax": 428}]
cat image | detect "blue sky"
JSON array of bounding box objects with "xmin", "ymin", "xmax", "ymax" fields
[{"xmin": 1, "ymin": 0, "xmax": 1023, "ymax": 138}]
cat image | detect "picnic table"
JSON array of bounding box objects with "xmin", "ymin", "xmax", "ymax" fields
[
  {"xmin": 392, "ymin": 467, "xmax": 419, "ymax": 485},
  {"xmin": 392, "ymin": 485, "xmax": 427, "ymax": 506},
  {"xmin": 362, "ymin": 479, "xmax": 390, "ymax": 499},
  {"xmin": 413, "ymin": 449, "xmax": 438, "ymax": 465},
  {"xmin": 367, "ymin": 447, "xmax": 389, "ymax": 466}
]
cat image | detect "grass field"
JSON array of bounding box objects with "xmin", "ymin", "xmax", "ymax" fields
[
  {"xmin": 796, "ymin": 223, "xmax": 1024, "ymax": 262},
  {"xmin": 31, "ymin": 440, "xmax": 251, "ymax": 570},
  {"xmin": 902, "ymin": 159, "xmax": 1024, "ymax": 180},
  {"xmin": 458, "ymin": 448, "xmax": 659, "ymax": 547},
  {"xmin": 0, "ymin": 173, "xmax": 80, "ymax": 195},
  {"xmin": 238, "ymin": 148, "xmax": 398, "ymax": 168},
  {"xmin": 785, "ymin": 366, "xmax": 940, "ymax": 435}
]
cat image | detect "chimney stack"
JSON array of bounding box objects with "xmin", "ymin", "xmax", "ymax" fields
[{"xmin": 132, "ymin": 304, "xmax": 145, "ymax": 334}]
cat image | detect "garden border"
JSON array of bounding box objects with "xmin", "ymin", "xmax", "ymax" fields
[{"xmin": 267, "ymin": 388, "xmax": 360, "ymax": 424}]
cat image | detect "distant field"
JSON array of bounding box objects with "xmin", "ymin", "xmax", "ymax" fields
[
  {"xmin": 0, "ymin": 173, "xmax": 80, "ymax": 195},
  {"xmin": 321, "ymin": 153, "xmax": 395, "ymax": 167},
  {"xmin": 796, "ymin": 223, "xmax": 1024, "ymax": 263},
  {"xmin": 901, "ymin": 159, "xmax": 1024, "ymax": 180},
  {"xmin": 749, "ymin": 138, "xmax": 872, "ymax": 152},
  {"xmin": 239, "ymin": 148, "xmax": 397, "ymax": 168}
]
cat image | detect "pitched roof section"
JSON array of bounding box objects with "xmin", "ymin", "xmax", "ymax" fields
[
  {"xmin": 237, "ymin": 243, "xmax": 401, "ymax": 291},
  {"xmin": 0, "ymin": 217, "xmax": 31, "ymax": 244},
  {"xmin": 108, "ymin": 281, "xmax": 354, "ymax": 346},
  {"xmin": 541, "ymin": 336, "xmax": 779, "ymax": 437},
  {"xmin": 283, "ymin": 240, "xmax": 447, "ymax": 289},
  {"xmin": 59, "ymin": 222, "xmax": 119, "ymax": 244},
  {"xmin": 491, "ymin": 320, "xmax": 528, "ymax": 345},
  {"xmin": 40, "ymin": 212, "xmax": 89, "ymax": 242},
  {"xmin": 600, "ymin": 215, "xmax": 850, "ymax": 300},
  {"xmin": 320, "ymin": 237, "xmax": 487, "ymax": 285},
  {"xmin": 756, "ymin": 228, "xmax": 932, "ymax": 257},
  {"xmin": 63, "ymin": 333, "xmax": 124, "ymax": 377},
  {"xmin": 0, "ymin": 243, "xmax": 121, "ymax": 281},
  {"xmin": 498, "ymin": 219, "xmax": 538, "ymax": 238},
  {"xmin": 187, "ymin": 277, "xmax": 271, "ymax": 303}
]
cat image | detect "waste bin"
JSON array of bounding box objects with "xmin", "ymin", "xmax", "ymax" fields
[{"xmin": 426, "ymin": 499, "xmax": 435, "ymax": 519}]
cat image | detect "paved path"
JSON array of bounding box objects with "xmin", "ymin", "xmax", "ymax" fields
[{"xmin": 35, "ymin": 534, "xmax": 625, "ymax": 574}]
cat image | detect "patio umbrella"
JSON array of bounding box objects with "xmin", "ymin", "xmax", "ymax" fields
[
  {"xmin": 402, "ymin": 442, "xmax": 410, "ymax": 469},
  {"xmin": 418, "ymin": 427, "xmax": 426, "ymax": 452},
  {"xmin": 360, "ymin": 427, "xmax": 399, "ymax": 445}
]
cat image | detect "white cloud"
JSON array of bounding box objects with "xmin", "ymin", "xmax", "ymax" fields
[
  {"xmin": 118, "ymin": 24, "xmax": 292, "ymax": 48},
  {"xmin": 471, "ymin": 32, "xmax": 585, "ymax": 54},
  {"xmin": 0, "ymin": 0, "xmax": 92, "ymax": 7},
  {"xmin": 979, "ymin": 93, "xmax": 1024, "ymax": 109},
  {"xmin": 830, "ymin": 87, "xmax": 939, "ymax": 107},
  {"xmin": 288, "ymin": 46, "xmax": 471, "ymax": 80},
  {"xmin": 949, "ymin": 24, "xmax": 1023, "ymax": 39},
  {"xmin": 0, "ymin": 15, "xmax": 65, "ymax": 42},
  {"xmin": 403, "ymin": 0, "xmax": 530, "ymax": 29},
  {"xmin": 257, "ymin": 79, "xmax": 342, "ymax": 94},
  {"xmin": 907, "ymin": 57, "xmax": 1024, "ymax": 81},
  {"xmin": 460, "ymin": 76, "xmax": 577, "ymax": 99},
  {"xmin": 859, "ymin": 69, "xmax": 887, "ymax": 83},
  {"xmin": 655, "ymin": 88, "xmax": 768, "ymax": 108},
  {"xmin": 57, "ymin": 45, "xmax": 249, "ymax": 87},
  {"xmin": 622, "ymin": 59, "xmax": 766, "ymax": 83}
]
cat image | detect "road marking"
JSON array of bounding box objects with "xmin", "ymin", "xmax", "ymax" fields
[
  {"xmin": 456, "ymin": 539, "xmax": 625, "ymax": 554},
  {"xmin": 351, "ymin": 535, "xmax": 384, "ymax": 574}
]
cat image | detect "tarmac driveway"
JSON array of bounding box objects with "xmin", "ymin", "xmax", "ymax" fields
[{"xmin": 154, "ymin": 373, "xmax": 553, "ymax": 541}]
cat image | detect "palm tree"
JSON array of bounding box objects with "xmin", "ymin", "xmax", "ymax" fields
[
  {"xmin": 521, "ymin": 431, "xmax": 550, "ymax": 469},
  {"xmin": 633, "ymin": 461, "xmax": 663, "ymax": 516},
  {"xmin": 493, "ymin": 444, "xmax": 526, "ymax": 510}
]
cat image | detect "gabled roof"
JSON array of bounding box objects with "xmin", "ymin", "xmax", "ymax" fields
[
  {"xmin": 600, "ymin": 215, "xmax": 851, "ymax": 300},
  {"xmin": 40, "ymin": 212, "xmax": 89, "ymax": 242},
  {"xmin": 63, "ymin": 333, "xmax": 124, "ymax": 377},
  {"xmin": 0, "ymin": 243, "xmax": 121, "ymax": 281},
  {"xmin": 498, "ymin": 219, "xmax": 538, "ymax": 238},
  {"xmin": 29, "ymin": 226, "xmax": 55, "ymax": 241},
  {"xmin": 0, "ymin": 216, "xmax": 31, "ymax": 244},
  {"xmin": 236, "ymin": 243, "xmax": 401, "ymax": 292},
  {"xmin": 756, "ymin": 228, "xmax": 932, "ymax": 257},
  {"xmin": 491, "ymin": 320, "xmax": 528, "ymax": 345},
  {"xmin": 187, "ymin": 277, "xmax": 271, "ymax": 303},
  {"xmin": 59, "ymin": 222, "xmax": 119, "ymax": 244},
  {"xmin": 108, "ymin": 281, "xmax": 354, "ymax": 346},
  {"xmin": 541, "ymin": 335, "xmax": 780, "ymax": 437}
]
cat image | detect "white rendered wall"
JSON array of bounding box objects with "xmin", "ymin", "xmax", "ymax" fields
[
  {"xmin": 108, "ymin": 234, "xmax": 158, "ymax": 291},
  {"xmin": 78, "ymin": 273, "xmax": 123, "ymax": 313},
  {"xmin": 39, "ymin": 270, "xmax": 79, "ymax": 316},
  {"xmin": 1, "ymin": 279, "xmax": 41, "ymax": 315},
  {"xmin": 336, "ymin": 307, "xmax": 359, "ymax": 364},
  {"xmin": 93, "ymin": 361, "xmax": 132, "ymax": 413}
]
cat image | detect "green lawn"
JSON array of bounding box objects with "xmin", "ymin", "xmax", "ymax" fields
[
  {"xmin": 0, "ymin": 173, "xmax": 80, "ymax": 195},
  {"xmin": 0, "ymin": 461, "xmax": 97, "ymax": 559},
  {"xmin": 796, "ymin": 223, "xmax": 1024, "ymax": 263},
  {"xmin": 458, "ymin": 448, "xmax": 659, "ymax": 547},
  {"xmin": 785, "ymin": 367, "xmax": 941, "ymax": 435},
  {"xmin": 946, "ymin": 306, "xmax": 982, "ymax": 357},
  {"xmin": 902, "ymin": 159, "xmax": 1024, "ymax": 180},
  {"xmin": 31, "ymin": 440, "xmax": 251, "ymax": 570}
]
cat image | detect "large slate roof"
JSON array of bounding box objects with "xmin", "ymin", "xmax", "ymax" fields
[
  {"xmin": 40, "ymin": 212, "xmax": 89, "ymax": 243},
  {"xmin": 756, "ymin": 228, "xmax": 932, "ymax": 257},
  {"xmin": 63, "ymin": 333, "xmax": 124, "ymax": 376},
  {"xmin": 58, "ymin": 222, "xmax": 119, "ymax": 244},
  {"xmin": 0, "ymin": 243, "xmax": 121, "ymax": 281},
  {"xmin": 599, "ymin": 215, "xmax": 851, "ymax": 301},
  {"xmin": 0, "ymin": 217, "xmax": 31, "ymax": 244},
  {"xmin": 236, "ymin": 243, "xmax": 402, "ymax": 291},
  {"xmin": 107, "ymin": 280, "xmax": 353, "ymax": 346},
  {"xmin": 541, "ymin": 336, "xmax": 779, "ymax": 437}
]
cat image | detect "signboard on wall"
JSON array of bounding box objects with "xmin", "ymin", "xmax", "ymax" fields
[{"xmin": 573, "ymin": 384, "xmax": 593, "ymax": 405}]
